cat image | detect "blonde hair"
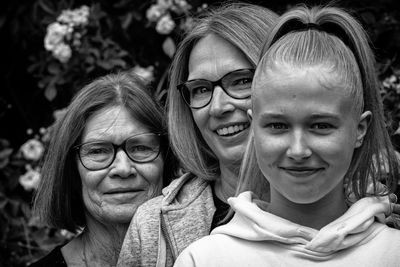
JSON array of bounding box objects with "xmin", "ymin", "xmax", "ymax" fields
[
  {"xmin": 168, "ymin": 2, "xmax": 278, "ymax": 181},
  {"xmin": 237, "ymin": 5, "xmax": 399, "ymax": 200}
]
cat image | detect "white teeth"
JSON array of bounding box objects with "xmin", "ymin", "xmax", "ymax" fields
[{"xmin": 216, "ymin": 123, "xmax": 249, "ymax": 136}]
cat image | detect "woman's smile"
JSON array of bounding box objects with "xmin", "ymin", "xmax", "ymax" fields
[
  {"xmin": 215, "ymin": 122, "xmax": 250, "ymax": 137},
  {"xmin": 279, "ymin": 166, "xmax": 325, "ymax": 179}
]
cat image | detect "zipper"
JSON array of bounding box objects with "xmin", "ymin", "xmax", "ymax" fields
[{"xmin": 160, "ymin": 211, "xmax": 177, "ymax": 260}]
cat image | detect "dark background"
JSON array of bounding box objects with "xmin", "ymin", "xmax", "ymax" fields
[{"xmin": 1, "ymin": 0, "xmax": 399, "ymax": 149}]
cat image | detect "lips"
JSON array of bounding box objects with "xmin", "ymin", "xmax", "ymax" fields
[
  {"xmin": 105, "ymin": 188, "xmax": 144, "ymax": 194},
  {"xmin": 215, "ymin": 123, "xmax": 250, "ymax": 136},
  {"xmin": 280, "ymin": 167, "xmax": 324, "ymax": 177}
]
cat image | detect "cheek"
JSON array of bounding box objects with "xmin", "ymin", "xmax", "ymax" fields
[
  {"xmin": 77, "ymin": 160, "xmax": 108, "ymax": 198},
  {"xmin": 254, "ymin": 131, "xmax": 285, "ymax": 163},
  {"xmin": 191, "ymin": 109, "xmax": 208, "ymax": 130},
  {"xmin": 317, "ymin": 131, "xmax": 357, "ymax": 161},
  {"xmin": 138, "ymin": 158, "xmax": 164, "ymax": 186}
]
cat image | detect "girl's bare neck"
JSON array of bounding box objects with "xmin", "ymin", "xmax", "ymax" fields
[{"xmin": 267, "ymin": 183, "xmax": 348, "ymax": 230}]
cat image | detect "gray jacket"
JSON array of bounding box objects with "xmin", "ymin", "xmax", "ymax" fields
[{"xmin": 117, "ymin": 173, "xmax": 216, "ymax": 267}]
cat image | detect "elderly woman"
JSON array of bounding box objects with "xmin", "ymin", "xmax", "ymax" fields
[
  {"xmin": 30, "ymin": 71, "xmax": 178, "ymax": 267},
  {"xmin": 117, "ymin": 3, "xmax": 278, "ymax": 267}
]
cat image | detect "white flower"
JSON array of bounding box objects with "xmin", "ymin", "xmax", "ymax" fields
[
  {"xmin": 131, "ymin": 65, "xmax": 155, "ymax": 82},
  {"xmin": 53, "ymin": 108, "xmax": 68, "ymax": 121},
  {"xmin": 155, "ymin": 14, "xmax": 175, "ymax": 35},
  {"xmin": 20, "ymin": 139, "xmax": 44, "ymax": 161},
  {"xmin": 180, "ymin": 17, "xmax": 194, "ymax": 32},
  {"xmin": 170, "ymin": 0, "xmax": 191, "ymax": 14},
  {"xmin": 58, "ymin": 5, "xmax": 90, "ymax": 27},
  {"xmin": 39, "ymin": 127, "xmax": 47, "ymax": 135},
  {"xmin": 19, "ymin": 167, "xmax": 41, "ymax": 191},
  {"xmin": 174, "ymin": 0, "xmax": 190, "ymax": 9},
  {"xmin": 52, "ymin": 43, "xmax": 72, "ymax": 63},
  {"xmin": 157, "ymin": 0, "xmax": 174, "ymax": 9},
  {"xmin": 44, "ymin": 22, "xmax": 72, "ymax": 51},
  {"xmin": 146, "ymin": 4, "xmax": 167, "ymax": 22}
]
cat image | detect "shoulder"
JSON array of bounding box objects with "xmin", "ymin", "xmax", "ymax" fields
[
  {"xmin": 133, "ymin": 173, "xmax": 202, "ymax": 221},
  {"xmin": 359, "ymin": 223, "xmax": 400, "ymax": 256},
  {"xmin": 162, "ymin": 173, "xmax": 210, "ymax": 197},
  {"xmin": 174, "ymin": 234, "xmax": 243, "ymax": 267},
  {"xmin": 28, "ymin": 245, "xmax": 66, "ymax": 267},
  {"xmin": 371, "ymin": 223, "xmax": 400, "ymax": 243}
]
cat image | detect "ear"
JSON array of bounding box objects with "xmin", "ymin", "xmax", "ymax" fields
[
  {"xmin": 355, "ymin": 111, "xmax": 371, "ymax": 148},
  {"xmin": 247, "ymin": 109, "xmax": 253, "ymax": 122}
]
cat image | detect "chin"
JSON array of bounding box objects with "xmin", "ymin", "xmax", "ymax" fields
[
  {"xmin": 103, "ymin": 206, "xmax": 138, "ymax": 224},
  {"xmin": 285, "ymin": 192, "xmax": 324, "ymax": 204}
]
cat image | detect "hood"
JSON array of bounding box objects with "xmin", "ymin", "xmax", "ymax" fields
[
  {"xmin": 160, "ymin": 172, "xmax": 211, "ymax": 211},
  {"xmin": 212, "ymin": 191, "xmax": 390, "ymax": 255}
]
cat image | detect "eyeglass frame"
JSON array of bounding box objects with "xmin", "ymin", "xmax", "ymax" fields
[
  {"xmin": 176, "ymin": 68, "xmax": 255, "ymax": 109},
  {"xmin": 73, "ymin": 132, "xmax": 163, "ymax": 171}
]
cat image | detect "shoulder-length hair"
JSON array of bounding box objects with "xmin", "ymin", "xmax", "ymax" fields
[
  {"xmin": 33, "ymin": 71, "xmax": 178, "ymax": 233},
  {"xmin": 237, "ymin": 5, "xmax": 399, "ymax": 200},
  {"xmin": 168, "ymin": 2, "xmax": 278, "ymax": 181}
]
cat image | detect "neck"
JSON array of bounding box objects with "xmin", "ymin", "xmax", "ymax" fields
[
  {"xmin": 62, "ymin": 215, "xmax": 129, "ymax": 267},
  {"xmin": 84, "ymin": 215, "xmax": 129, "ymax": 265},
  {"xmin": 213, "ymin": 163, "xmax": 238, "ymax": 203},
  {"xmin": 267, "ymin": 182, "xmax": 348, "ymax": 230}
]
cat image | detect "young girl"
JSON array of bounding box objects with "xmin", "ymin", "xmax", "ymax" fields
[{"xmin": 174, "ymin": 5, "xmax": 400, "ymax": 266}]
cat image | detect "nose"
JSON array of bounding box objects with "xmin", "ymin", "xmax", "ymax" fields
[
  {"xmin": 109, "ymin": 150, "xmax": 136, "ymax": 178},
  {"xmin": 209, "ymin": 86, "xmax": 234, "ymax": 116},
  {"xmin": 286, "ymin": 130, "xmax": 312, "ymax": 161}
]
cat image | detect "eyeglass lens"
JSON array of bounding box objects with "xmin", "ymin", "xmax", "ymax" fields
[
  {"xmin": 78, "ymin": 133, "xmax": 160, "ymax": 170},
  {"xmin": 181, "ymin": 69, "xmax": 254, "ymax": 108}
]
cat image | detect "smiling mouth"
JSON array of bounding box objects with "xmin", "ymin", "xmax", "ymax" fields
[
  {"xmin": 216, "ymin": 123, "xmax": 250, "ymax": 137},
  {"xmin": 105, "ymin": 189, "xmax": 143, "ymax": 194},
  {"xmin": 280, "ymin": 167, "xmax": 323, "ymax": 177}
]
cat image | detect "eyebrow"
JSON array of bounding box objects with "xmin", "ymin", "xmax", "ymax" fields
[{"xmin": 259, "ymin": 112, "xmax": 341, "ymax": 120}]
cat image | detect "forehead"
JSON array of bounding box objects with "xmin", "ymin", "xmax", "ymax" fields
[
  {"xmin": 82, "ymin": 106, "xmax": 149, "ymax": 142},
  {"xmin": 187, "ymin": 34, "xmax": 252, "ymax": 80},
  {"xmin": 253, "ymin": 66, "xmax": 354, "ymax": 116}
]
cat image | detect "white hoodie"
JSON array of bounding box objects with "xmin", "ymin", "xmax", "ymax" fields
[{"xmin": 174, "ymin": 191, "xmax": 400, "ymax": 267}]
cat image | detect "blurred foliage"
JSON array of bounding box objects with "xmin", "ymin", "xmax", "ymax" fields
[{"xmin": 0, "ymin": 0, "xmax": 400, "ymax": 266}]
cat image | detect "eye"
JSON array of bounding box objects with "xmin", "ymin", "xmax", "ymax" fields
[
  {"xmin": 128, "ymin": 145, "xmax": 154, "ymax": 154},
  {"xmin": 269, "ymin": 123, "xmax": 288, "ymax": 129},
  {"xmin": 311, "ymin": 123, "xmax": 334, "ymax": 130},
  {"xmin": 134, "ymin": 145, "xmax": 152, "ymax": 151},
  {"xmin": 310, "ymin": 123, "xmax": 336, "ymax": 134},
  {"xmin": 264, "ymin": 123, "xmax": 289, "ymax": 133},
  {"xmin": 82, "ymin": 144, "xmax": 111, "ymax": 155},
  {"xmin": 192, "ymin": 86, "xmax": 211, "ymax": 95},
  {"xmin": 233, "ymin": 77, "xmax": 253, "ymax": 85}
]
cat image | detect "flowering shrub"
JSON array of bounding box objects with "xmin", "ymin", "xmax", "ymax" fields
[
  {"xmin": 1, "ymin": 0, "xmax": 400, "ymax": 266},
  {"xmin": 26, "ymin": 0, "xmax": 204, "ymax": 108},
  {"xmin": 44, "ymin": 5, "xmax": 90, "ymax": 63},
  {"xmin": 382, "ymin": 71, "xmax": 400, "ymax": 136},
  {"xmin": 0, "ymin": 111, "xmax": 75, "ymax": 266}
]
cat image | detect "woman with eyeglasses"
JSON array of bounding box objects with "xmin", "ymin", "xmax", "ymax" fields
[
  {"xmin": 30, "ymin": 71, "xmax": 178, "ymax": 267},
  {"xmin": 117, "ymin": 3, "xmax": 278, "ymax": 267}
]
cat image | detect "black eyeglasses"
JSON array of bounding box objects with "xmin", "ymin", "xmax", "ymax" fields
[
  {"xmin": 74, "ymin": 133, "xmax": 161, "ymax": 171},
  {"xmin": 177, "ymin": 68, "xmax": 255, "ymax": 109}
]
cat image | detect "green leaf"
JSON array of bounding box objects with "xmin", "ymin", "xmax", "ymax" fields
[
  {"xmin": 44, "ymin": 86, "xmax": 57, "ymax": 101},
  {"xmin": 47, "ymin": 63, "xmax": 60, "ymax": 75},
  {"xmin": 162, "ymin": 37, "xmax": 176, "ymax": 58}
]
